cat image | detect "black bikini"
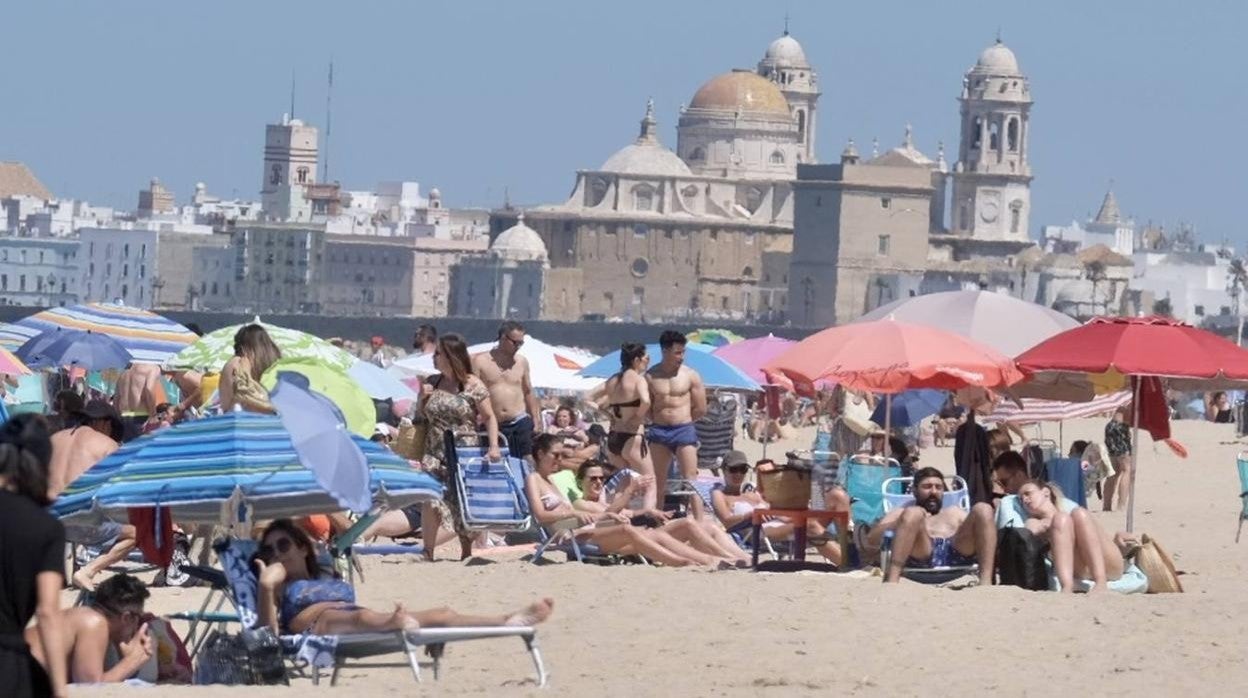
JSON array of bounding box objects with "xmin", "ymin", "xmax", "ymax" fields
[{"xmin": 607, "ymin": 397, "xmax": 645, "ymax": 456}]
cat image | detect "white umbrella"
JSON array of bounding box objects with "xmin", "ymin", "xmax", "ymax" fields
[{"xmin": 393, "ymin": 336, "xmax": 602, "ymax": 393}]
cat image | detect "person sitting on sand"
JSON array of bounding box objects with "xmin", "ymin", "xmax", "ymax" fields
[
  {"xmin": 25, "ymin": 573, "xmax": 153, "ymax": 684},
  {"xmin": 710, "ymin": 453, "xmax": 842, "ymax": 565},
  {"xmin": 865, "ymin": 467, "xmax": 996, "ymax": 585},
  {"xmin": 575, "ymin": 459, "xmax": 750, "ymax": 566},
  {"xmin": 1014, "ymin": 480, "xmax": 1124, "ymax": 593},
  {"xmin": 992, "ymin": 452, "xmax": 1118, "ymax": 592},
  {"xmin": 526, "ymin": 434, "xmax": 736, "ymax": 568},
  {"xmin": 254, "ymin": 519, "xmax": 552, "ymax": 635},
  {"xmin": 548, "ymin": 405, "xmax": 588, "ymax": 443}
]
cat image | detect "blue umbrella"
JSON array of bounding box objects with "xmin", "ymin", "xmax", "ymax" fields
[
  {"xmin": 51, "ymin": 411, "xmax": 442, "ymax": 525},
  {"xmin": 18, "ymin": 329, "xmax": 134, "ymax": 371},
  {"xmin": 348, "ymin": 360, "xmax": 418, "ymax": 400},
  {"xmin": 270, "ymin": 372, "xmax": 371, "ymax": 514},
  {"xmin": 578, "ymin": 343, "xmax": 760, "ymax": 391},
  {"xmin": 870, "ymin": 389, "xmax": 947, "ymax": 428}
]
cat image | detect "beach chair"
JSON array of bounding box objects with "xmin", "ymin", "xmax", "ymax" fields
[
  {"xmin": 1237, "ymin": 453, "xmax": 1248, "ymax": 542},
  {"xmin": 209, "ymin": 538, "xmax": 547, "ymax": 686},
  {"xmin": 447, "ymin": 433, "xmax": 533, "ymax": 534},
  {"xmin": 878, "ymin": 475, "xmax": 979, "ymax": 584},
  {"xmin": 1044, "ymin": 457, "xmax": 1087, "ymax": 508},
  {"xmin": 840, "ymin": 455, "xmax": 904, "ymax": 526}
]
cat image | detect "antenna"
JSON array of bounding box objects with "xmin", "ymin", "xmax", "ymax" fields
[
  {"xmin": 783, "ymin": 12, "xmax": 790, "ymax": 35},
  {"xmin": 324, "ymin": 60, "xmax": 334, "ymax": 182},
  {"xmin": 289, "ymin": 70, "xmax": 296, "ymax": 119}
]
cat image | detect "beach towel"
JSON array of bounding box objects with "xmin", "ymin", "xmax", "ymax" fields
[
  {"xmin": 954, "ymin": 413, "xmax": 992, "ymax": 505},
  {"xmin": 129, "ymin": 506, "xmax": 175, "ymax": 568}
]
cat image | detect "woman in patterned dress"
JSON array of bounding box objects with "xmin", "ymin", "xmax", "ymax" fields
[{"xmin": 418, "ymin": 333, "xmax": 501, "ymax": 560}]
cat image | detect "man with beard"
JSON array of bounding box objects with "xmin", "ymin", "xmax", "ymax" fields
[{"xmin": 865, "ymin": 467, "xmax": 996, "ymax": 585}]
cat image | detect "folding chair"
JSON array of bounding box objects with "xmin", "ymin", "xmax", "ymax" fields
[
  {"xmin": 1237, "ymin": 452, "xmax": 1248, "ymax": 543},
  {"xmin": 878, "ymin": 475, "xmax": 979, "ymax": 584}
]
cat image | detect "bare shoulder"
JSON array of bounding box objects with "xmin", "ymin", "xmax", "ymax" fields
[{"xmin": 682, "ymin": 365, "xmax": 703, "ymax": 382}]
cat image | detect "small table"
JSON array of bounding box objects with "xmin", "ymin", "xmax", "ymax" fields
[{"xmin": 750, "ymin": 508, "xmax": 850, "ymax": 572}]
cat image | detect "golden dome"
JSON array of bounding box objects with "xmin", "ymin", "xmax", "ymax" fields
[{"xmin": 689, "ymin": 70, "xmax": 791, "ymax": 116}]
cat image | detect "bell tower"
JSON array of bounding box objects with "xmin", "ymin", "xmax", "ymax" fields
[
  {"xmin": 951, "ymin": 38, "xmax": 1033, "ymax": 241},
  {"xmin": 757, "ymin": 23, "xmax": 820, "ymax": 163}
]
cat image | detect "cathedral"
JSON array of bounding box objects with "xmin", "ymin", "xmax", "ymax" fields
[{"xmin": 487, "ymin": 32, "xmax": 1036, "ymax": 326}]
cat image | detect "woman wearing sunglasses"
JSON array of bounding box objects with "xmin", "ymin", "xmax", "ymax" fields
[{"xmin": 253, "ymin": 519, "xmax": 552, "ymax": 636}]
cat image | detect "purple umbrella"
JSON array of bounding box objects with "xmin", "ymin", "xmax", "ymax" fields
[{"xmin": 19, "ymin": 329, "xmax": 134, "ymax": 371}]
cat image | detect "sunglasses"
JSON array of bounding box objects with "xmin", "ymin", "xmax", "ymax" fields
[
  {"xmin": 505, "ymin": 335, "xmax": 525, "ymax": 348},
  {"xmin": 583, "ymin": 475, "xmax": 605, "ymax": 483},
  {"xmin": 726, "ymin": 466, "xmax": 749, "ymax": 474},
  {"xmin": 259, "ymin": 537, "xmax": 293, "ymax": 559}
]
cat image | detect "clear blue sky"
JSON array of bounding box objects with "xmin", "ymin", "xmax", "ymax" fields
[{"xmin": 5, "ymin": 1, "xmax": 1244, "ymax": 243}]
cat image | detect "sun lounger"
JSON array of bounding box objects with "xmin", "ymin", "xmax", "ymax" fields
[
  {"xmin": 878, "ymin": 475, "xmax": 978, "ymax": 584},
  {"xmin": 212, "ymin": 538, "xmax": 547, "ymax": 686},
  {"xmin": 841, "ymin": 455, "xmax": 904, "ymax": 526}
]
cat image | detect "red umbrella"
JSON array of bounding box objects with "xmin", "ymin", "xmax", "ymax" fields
[
  {"xmin": 1016, "ymin": 315, "xmax": 1248, "ymax": 531},
  {"xmin": 766, "ymin": 319, "xmax": 1024, "ymax": 395},
  {"xmin": 1015, "ymin": 315, "xmax": 1248, "ymax": 379}
]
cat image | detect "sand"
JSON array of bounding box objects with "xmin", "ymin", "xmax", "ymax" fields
[{"xmin": 73, "ymin": 417, "xmax": 1248, "ymax": 697}]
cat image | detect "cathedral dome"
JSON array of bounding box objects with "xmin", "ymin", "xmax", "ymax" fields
[
  {"xmin": 974, "ymin": 39, "xmax": 1021, "ymax": 75},
  {"xmin": 600, "ymin": 143, "xmax": 691, "ymax": 176},
  {"xmin": 492, "ymin": 214, "xmax": 548, "ymax": 262},
  {"xmin": 689, "ymin": 70, "xmax": 791, "ymax": 116},
  {"xmin": 763, "ymin": 33, "xmax": 808, "ymax": 67}
]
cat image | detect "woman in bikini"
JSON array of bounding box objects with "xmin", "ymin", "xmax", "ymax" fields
[
  {"xmin": 1016, "ymin": 480, "xmax": 1123, "ymax": 593},
  {"xmin": 254, "ymin": 519, "xmax": 552, "ymax": 636},
  {"xmin": 598, "ymin": 343, "xmax": 656, "ymax": 509},
  {"xmin": 525, "ymin": 434, "xmax": 733, "ymax": 568},
  {"xmin": 219, "ymin": 324, "xmax": 281, "ymax": 413}
]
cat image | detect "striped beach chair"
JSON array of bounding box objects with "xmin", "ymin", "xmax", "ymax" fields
[{"xmin": 448, "ymin": 433, "xmax": 532, "ymax": 533}]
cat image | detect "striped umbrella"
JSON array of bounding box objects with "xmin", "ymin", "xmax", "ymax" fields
[
  {"xmin": 0, "ymin": 303, "xmax": 196, "ymax": 365},
  {"xmin": 51, "ymin": 412, "xmax": 442, "ymax": 525},
  {"xmin": 166, "ymin": 320, "xmax": 355, "ymax": 373},
  {"xmin": 985, "ymin": 391, "xmax": 1133, "ymax": 424},
  {"xmin": 0, "ymin": 346, "xmax": 30, "ymax": 376}
]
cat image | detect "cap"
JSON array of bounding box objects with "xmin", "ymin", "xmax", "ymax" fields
[
  {"xmin": 721, "ymin": 450, "xmax": 749, "ymax": 468},
  {"xmin": 78, "ymin": 400, "xmax": 123, "ymax": 440}
]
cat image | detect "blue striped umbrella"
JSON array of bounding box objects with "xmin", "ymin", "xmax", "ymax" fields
[
  {"xmin": 18, "ymin": 329, "xmax": 134, "ymax": 371},
  {"xmin": 51, "ymin": 412, "xmax": 442, "ymax": 524},
  {"xmin": 0, "ymin": 303, "xmax": 197, "ymax": 365},
  {"xmin": 578, "ymin": 343, "xmax": 760, "ymax": 391}
]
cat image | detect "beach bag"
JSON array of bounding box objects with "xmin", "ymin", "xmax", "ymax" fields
[
  {"xmin": 1135, "ymin": 534, "xmax": 1183, "ymax": 593},
  {"xmin": 996, "ymin": 527, "xmax": 1049, "ymax": 590},
  {"xmin": 394, "ymin": 421, "xmax": 427, "ymax": 461},
  {"xmin": 194, "ymin": 628, "xmax": 288, "ymax": 685}
]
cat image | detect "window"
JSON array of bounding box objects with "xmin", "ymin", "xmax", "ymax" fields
[
  {"xmin": 631, "ymin": 258, "xmax": 650, "ymax": 277},
  {"xmin": 972, "ymin": 117, "xmax": 983, "ymax": 149},
  {"xmin": 878, "ymin": 235, "xmax": 891, "ymax": 256},
  {"xmin": 769, "ymin": 150, "xmax": 785, "ymax": 165},
  {"xmin": 688, "ymin": 147, "xmax": 705, "ymax": 162},
  {"xmin": 141, "ymin": 244, "xmax": 147, "ymax": 259},
  {"xmin": 121, "ymin": 284, "xmax": 128, "ymax": 298},
  {"xmin": 815, "ymin": 196, "xmax": 822, "ymax": 207},
  {"xmin": 633, "ymin": 186, "xmax": 654, "ymax": 211},
  {"xmin": 1010, "ymin": 208, "xmax": 1021, "ymax": 234},
  {"xmin": 796, "ymin": 111, "xmax": 806, "ymax": 142},
  {"xmin": 1007, "ymin": 118, "xmax": 1019, "ymax": 151},
  {"xmin": 124, "ymin": 243, "xmax": 130, "ymax": 258},
  {"xmin": 1, "ymin": 275, "xmax": 5, "ymax": 291},
  {"xmin": 633, "ymin": 223, "xmax": 648, "ymax": 239},
  {"xmin": 989, "ymin": 121, "xmax": 1001, "ymax": 151},
  {"xmin": 742, "ymin": 266, "xmax": 754, "ymax": 278},
  {"xmin": 38, "ymin": 251, "xmax": 44, "ymax": 264},
  {"xmin": 1195, "ymin": 305, "xmax": 1205, "ymax": 317},
  {"xmin": 881, "ymin": 197, "xmax": 891, "ymax": 209},
  {"xmin": 296, "ymin": 167, "xmax": 309, "ymax": 184}
]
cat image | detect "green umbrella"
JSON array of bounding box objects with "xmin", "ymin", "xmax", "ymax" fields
[
  {"xmin": 165, "ymin": 320, "xmax": 356, "ymax": 374},
  {"xmin": 261, "ymin": 358, "xmax": 375, "ymax": 438}
]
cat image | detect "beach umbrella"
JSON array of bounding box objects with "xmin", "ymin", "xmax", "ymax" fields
[
  {"xmin": 870, "ymin": 389, "xmax": 947, "ymax": 428},
  {"xmin": 269, "ymin": 374, "xmax": 371, "ymax": 513},
  {"xmin": 395, "ymin": 335, "xmax": 604, "ymax": 393},
  {"xmin": 857, "ymin": 289, "xmax": 1078, "ymax": 357},
  {"xmin": 711, "ymin": 334, "xmax": 797, "ymax": 386},
  {"xmin": 1016, "ymin": 315, "xmax": 1248, "ymax": 530},
  {"xmin": 348, "ymin": 360, "xmax": 418, "ymax": 401},
  {"xmin": 166, "ymin": 319, "xmax": 355, "ymax": 373},
  {"xmin": 50, "ymin": 411, "xmax": 442, "ymax": 525},
  {"xmin": 686, "ymin": 328, "xmax": 744, "ymax": 348},
  {"xmin": 0, "ymin": 303, "xmax": 197, "ymax": 364},
  {"xmin": 579, "ymin": 343, "xmax": 760, "ymax": 391},
  {"xmin": 18, "ymin": 329, "xmax": 134, "ymax": 371},
  {"xmin": 0, "ymin": 346, "xmax": 30, "ymax": 376},
  {"xmin": 260, "ymin": 358, "xmax": 375, "ymax": 438},
  {"xmin": 984, "ymin": 391, "xmax": 1133, "ymax": 424}
]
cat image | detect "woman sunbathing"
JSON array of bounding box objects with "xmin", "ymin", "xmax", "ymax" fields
[
  {"xmin": 1016, "ymin": 480, "xmax": 1123, "ymax": 593},
  {"xmin": 710, "ymin": 455, "xmax": 841, "ymax": 565},
  {"xmin": 573, "ymin": 460, "xmax": 749, "ymax": 566},
  {"xmin": 526, "ymin": 435, "xmax": 738, "ymax": 568},
  {"xmin": 254, "ymin": 519, "xmax": 553, "ymax": 635}
]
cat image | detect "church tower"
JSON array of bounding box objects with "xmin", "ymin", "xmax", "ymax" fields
[
  {"xmin": 260, "ymin": 114, "xmax": 319, "ymax": 221},
  {"xmin": 950, "ymin": 39, "xmax": 1032, "ymax": 241},
  {"xmin": 757, "ymin": 25, "xmax": 819, "ymax": 163}
]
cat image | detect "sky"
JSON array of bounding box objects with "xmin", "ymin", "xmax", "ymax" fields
[{"xmin": 4, "ymin": 1, "xmax": 1245, "ymax": 244}]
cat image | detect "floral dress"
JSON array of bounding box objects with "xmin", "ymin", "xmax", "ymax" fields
[
  {"xmin": 422, "ymin": 375, "xmax": 489, "ymax": 534},
  {"xmin": 1105, "ymin": 419, "xmax": 1132, "ymax": 458}
]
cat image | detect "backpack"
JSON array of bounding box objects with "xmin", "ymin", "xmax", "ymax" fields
[{"xmin": 996, "ymin": 527, "xmax": 1049, "ymax": 590}]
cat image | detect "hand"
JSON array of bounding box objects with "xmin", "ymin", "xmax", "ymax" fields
[
  {"xmin": 253, "ymin": 557, "xmax": 285, "ymax": 589},
  {"xmin": 606, "ymin": 512, "xmax": 630, "ymax": 524},
  {"xmin": 576, "ymin": 512, "xmax": 598, "ymax": 526},
  {"xmin": 643, "ymin": 508, "xmax": 671, "ymax": 523},
  {"xmin": 120, "ymin": 622, "xmax": 153, "ymax": 661},
  {"xmin": 487, "ymin": 446, "xmax": 502, "ymax": 462},
  {"xmin": 626, "ymin": 474, "xmax": 654, "ymax": 493}
]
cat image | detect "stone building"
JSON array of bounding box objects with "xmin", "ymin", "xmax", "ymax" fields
[
  {"xmin": 500, "ymin": 30, "xmax": 815, "ymax": 323},
  {"xmin": 231, "ymin": 224, "xmax": 325, "ymax": 313},
  {"xmin": 260, "ymin": 115, "xmax": 318, "ymax": 222},
  {"xmin": 137, "ymin": 178, "xmax": 175, "ymax": 218},
  {"xmin": 448, "ymin": 215, "xmax": 548, "ymax": 320}
]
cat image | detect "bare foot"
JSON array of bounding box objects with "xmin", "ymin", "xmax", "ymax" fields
[
  {"xmin": 505, "ymin": 598, "xmax": 554, "ymax": 627},
  {"xmin": 72, "ymin": 569, "xmax": 97, "ymax": 592}
]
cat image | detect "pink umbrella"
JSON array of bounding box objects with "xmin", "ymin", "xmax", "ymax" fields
[{"xmin": 712, "ymin": 334, "xmax": 801, "ymax": 386}]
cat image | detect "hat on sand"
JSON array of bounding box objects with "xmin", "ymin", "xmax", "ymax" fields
[
  {"xmin": 721, "ymin": 450, "xmax": 750, "ymax": 469},
  {"xmin": 77, "ymin": 400, "xmax": 123, "ymax": 441}
]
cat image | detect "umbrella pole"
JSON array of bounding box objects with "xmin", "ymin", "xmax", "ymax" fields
[
  {"xmin": 1126, "ymin": 378, "xmax": 1142, "ymax": 533},
  {"xmin": 885, "ymin": 394, "xmax": 892, "ymax": 444}
]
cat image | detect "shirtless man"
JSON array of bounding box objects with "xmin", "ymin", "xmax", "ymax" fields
[
  {"xmin": 113, "ymin": 362, "xmax": 162, "ymax": 442},
  {"xmin": 867, "ymin": 467, "xmax": 996, "ymax": 585},
  {"xmin": 25, "ymin": 573, "xmax": 154, "ymax": 684},
  {"xmin": 50, "ymin": 400, "xmax": 130, "ymax": 591},
  {"xmin": 645, "ymin": 330, "xmax": 707, "ymax": 502},
  {"xmin": 472, "ymin": 321, "xmax": 541, "ymax": 459}
]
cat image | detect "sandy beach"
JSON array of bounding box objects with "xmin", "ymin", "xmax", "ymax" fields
[{"xmin": 73, "ymin": 417, "xmax": 1248, "ymax": 697}]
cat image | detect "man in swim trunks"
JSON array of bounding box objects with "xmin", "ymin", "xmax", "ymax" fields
[
  {"xmin": 866, "ymin": 466, "xmax": 996, "ymax": 585},
  {"xmin": 645, "ymin": 331, "xmax": 707, "ymax": 503},
  {"xmin": 473, "ymin": 321, "xmax": 541, "ymax": 459},
  {"xmin": 113, "ymin": 362, "xmax": 163, "ymax": 442}
]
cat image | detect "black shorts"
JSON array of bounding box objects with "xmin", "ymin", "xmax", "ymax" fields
[{"xmin": 499, "ymin": 414, "xmax": 534, "ymax": 458}]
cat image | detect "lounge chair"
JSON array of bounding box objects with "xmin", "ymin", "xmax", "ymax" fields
[
  {"xmin": 1044, "ymin": 457, "xmax": 1087, "ymax": 507},
  {"xmin": 878, "ymin": 475, "xmax": 979, "ymax": 584},
  {"xmin": 1238, "ymin": 452, "xmax": 1248, "ymax": 543},
  {"xmin": 840, "ymin": 455, "xmax": 904, "ymax": 526},
  {"xmin": 446, "ymin": 434, "xmax": 533, "ymax": 534},
  {"xmin": 205, "ymin": 538, "xmax": 547, "ymax": 686}
]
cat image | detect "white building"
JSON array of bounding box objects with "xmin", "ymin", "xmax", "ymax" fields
[
  {"xmin": 1132, "ymin": 246, "xmax": 1236, "ymax": 324},
  {"xmin": 0, "ymin": 237, "xmax": 79, "ymax": 307},
  {"xmin": 1041, "ymin": 188, "xmax": 1135, "ymax": 256},
  {"xmin": 78, "ymin": 228, "xmax": 159, "ymax": 307}
]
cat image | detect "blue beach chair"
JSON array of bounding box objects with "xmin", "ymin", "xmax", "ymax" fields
[{"xmin": 1237, "ymin": 452, "xmax": 1248, "ymax": 542}]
